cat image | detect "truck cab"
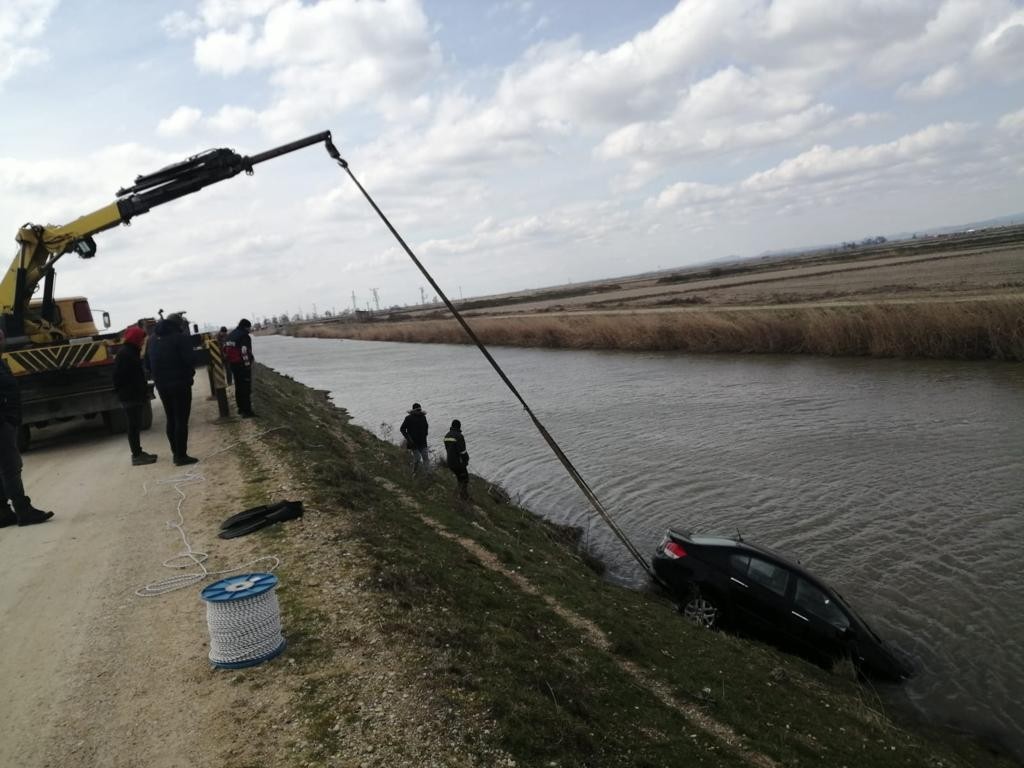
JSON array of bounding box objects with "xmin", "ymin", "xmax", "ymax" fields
[{"xmin": 28, "ymin": 296, "xmax": 110, "ymax": 340}]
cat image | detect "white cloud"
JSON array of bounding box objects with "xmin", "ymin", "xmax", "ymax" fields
[
  {"xmin": 0, "ymin": 0, "xmax": 59, "ymax": 86},
  {"xmin": 209, "ymin": 105, "xmax": 258, "ymax": 133},
  {"xmin": 997, "ymin": 107, "xmax": 1024, "ymax": 137},
  {"xmin": 188, "ymin": 0, "xmax": 442, "ymax": 135},
  {"xmin": 156, "ymin": 106, "xmax": 204, "ymax": 137},
  {"xmin": 597, "ymin": 66, "xmax": 841, "ymax": 187},
  {"xmin": 897, "ymin": 64, "xmax": 965, "ymax": 100},
  {"xmin": 160, "ymin": 10, "xmax": 202, "ymax": 39},
  {"xmin": 973, "ymin": 7, "xmax": 1024, "ymax": 78},
  {"xmin": 648, "ymin": 121, "xmax": 987, "ymax": 221},
  {"xmin": 652, "ymin": 182, "xmax": 731, "ymax": 210},
  {"xmin": 742, "ymin": 122, "xmax": 976, "ymax": 191}
]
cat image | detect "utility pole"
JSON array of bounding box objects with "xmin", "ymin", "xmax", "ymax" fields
[
  {"xmin": 313, "ymin": 303, "xmax": 318, "ymax": 318},
  {"xmin": 351, "ymin": 291, "xmax": 358, "ymax": 313},
  {"xmin": 419, "ymin": 286, "xmax": 427, "ymax": 305},
  {"xmin": 371, "ymin": 289, "xmax": 380, "ymax": 311}
]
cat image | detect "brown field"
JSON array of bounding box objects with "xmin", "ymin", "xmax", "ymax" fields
[{"xmin": 288, "ymin": 226, "xmax": 1024, "ymax": 360}]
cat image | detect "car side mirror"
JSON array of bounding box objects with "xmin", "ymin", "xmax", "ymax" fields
[{"xmin": 102, "ymin": 311, "xmax": 111, "ymax": 329}]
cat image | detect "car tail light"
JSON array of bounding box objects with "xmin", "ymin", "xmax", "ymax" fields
[{"xmin": 663, "ymin": 541, "xmax": 687, "ymax": 559}]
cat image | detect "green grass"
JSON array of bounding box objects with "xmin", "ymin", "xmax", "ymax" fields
[{"xmin": 245, "ymin": 365, "xmax": 1018, "ymax": 768}]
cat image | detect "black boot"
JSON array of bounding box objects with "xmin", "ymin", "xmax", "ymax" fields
[
  {"xmin": 174, "ymin": 454, "xmax": 199, "ymax": 466},
  {"xmin": 0, "ymin": 500, "xmax": 16, "ymax": 528},
  {"xmin": 14, "ymin": 496, "xmax": 53, "ymax": 526},
  {"xmin": 132, "ymin": 452, "xmax": 158, "ymax": 466}
]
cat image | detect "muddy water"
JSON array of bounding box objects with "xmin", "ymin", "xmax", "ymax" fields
[{"xmin": 257, "ymin": 335, "xmax": 1024, "ymax": 756}]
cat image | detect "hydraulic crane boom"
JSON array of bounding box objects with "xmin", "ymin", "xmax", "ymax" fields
[{"xmin": 4, "ymin": 130, "xmax": 341, "ymax": 342}]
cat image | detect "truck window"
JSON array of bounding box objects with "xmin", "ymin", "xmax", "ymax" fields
[{"xmin": 73, "ymin": 300, "xmax": 93, "ymax": 323}]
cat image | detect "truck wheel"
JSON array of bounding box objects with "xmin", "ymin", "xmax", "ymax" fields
[
  {"xmin": 141, "ymin": 400, "xmax": 154, "ymax": 430},
  {"xmin": 17, "ymin": 425, "xmax": 30, "ymax": 452},
  {"xmin": 103, "ymin": 408, "xmax": 129, "ymax": 434}
]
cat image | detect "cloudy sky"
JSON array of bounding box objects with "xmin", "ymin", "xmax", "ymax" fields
[{"xmin": 1, "ymin": 0, "xmax": 1022, "ymax": 328}]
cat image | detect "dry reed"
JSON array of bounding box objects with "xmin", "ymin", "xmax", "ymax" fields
[{"xmin": 294, "ymin": 299, "xmax": 1024, "ymax": 361}]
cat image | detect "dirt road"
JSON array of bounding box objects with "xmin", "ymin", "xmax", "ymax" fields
[{"xmin": 0, "ymin": 383, "xmax": 257, "ymax": 768}]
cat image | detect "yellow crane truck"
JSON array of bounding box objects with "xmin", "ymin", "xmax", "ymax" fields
[{"xmin": 4, "ymin": 131, "xmax": 340, "ymax": 449}]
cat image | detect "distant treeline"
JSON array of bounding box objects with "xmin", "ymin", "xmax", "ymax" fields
[{"xmin": 292, "ymin": 299, "xmax": 1024, "ymax": 361}]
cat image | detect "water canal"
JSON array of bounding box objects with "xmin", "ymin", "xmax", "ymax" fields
[{"xmin": 257, "ymin": 334, "xmax": 1024, "ymax": 757}]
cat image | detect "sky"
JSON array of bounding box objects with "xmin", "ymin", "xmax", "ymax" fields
[{"xmin": 1, "ymin": 0, "xmax": 1022, "ymax": 328}]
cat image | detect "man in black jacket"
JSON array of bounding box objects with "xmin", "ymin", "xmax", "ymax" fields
[
  {"xmin": 399, "ymin": 402, "xmax": 430, "ymax": 475},
  {"xmin": 443, "ymin": 419, "xmax": 469, "ymax": 500},
  {"xmin": 0, "ymin": 329, "xmax": 53, "ymax": 527},
  {"xmin": 113, "ymin": 325, "xmax": 157, "ymax": 466},
  {"xmin": 225, "ymin": 319, "xmax": 256, "ymax": 417},
  {"xmin": 148, "ymin": 315, "xmax": 198, "ymax": 466}
]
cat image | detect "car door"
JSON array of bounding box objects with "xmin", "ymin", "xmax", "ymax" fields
[
  {"xmin": 726, "ymin": 553, "xmax": 792, "ymax": 641},
  {"xmin": 786, "ymin": 578, "xmax": 852, "ymax": 663}
]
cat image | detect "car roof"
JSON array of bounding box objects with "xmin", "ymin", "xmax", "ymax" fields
[{"xmin": 669, "ymin": 529, "xmax": 834, "ymax": 593}]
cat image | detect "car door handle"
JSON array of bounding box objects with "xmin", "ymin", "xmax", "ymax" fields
[
  {"xmin": 730, "ymin": 577, "xmax": 748, "ymax": 588},
  {"xmin": 791, "ymin": 611, "xmax": 809, "ymax": 622}
]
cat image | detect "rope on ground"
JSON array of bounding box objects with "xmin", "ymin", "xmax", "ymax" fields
[
  {"xmin": 330, "ymin": 155, "xmax": 655, "ymax": 579},
  {"xmin": 134, "ymin": 427, "xmax": 301, "ymax": 597}
]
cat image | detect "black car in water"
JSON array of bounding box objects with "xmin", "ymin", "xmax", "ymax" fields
[{"xmin": 652, "ymin": 529, "xmax": 912, "ymax": 681}]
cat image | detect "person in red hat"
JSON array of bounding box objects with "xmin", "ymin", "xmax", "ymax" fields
[{"xmin": 113, "ymin": 325, "xmax": 157, "ymax": 466}]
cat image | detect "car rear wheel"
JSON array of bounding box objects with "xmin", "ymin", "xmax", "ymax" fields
[{"xmin": 682, "ymin": 591, "xmax": 720, "ymax": 629}]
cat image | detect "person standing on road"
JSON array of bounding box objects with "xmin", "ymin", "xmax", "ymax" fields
[
  {"xmin": 113, "ymin": 326, "xmax": 157, "ymax": 466},
  {"xmin": 215, "ymin": 326, "xmax": 233, "ymax": 386},
  {"xmin": 443, "ymin": 419, "xmax": 470, "ymax": 500},
  {"xmin": 399, "ymin": 403, "xmax": 430, "ymax": 475},
  {"xmin": 0, "ymin": 329, "xmax": 53, "ymax": 527},
  {"xmin": 225, "ymin": 319, "xmax": 256, "ymax": 417},
  {"xmin": 148, "ymin": 314, "xmax": 198, "ymax": 466}
]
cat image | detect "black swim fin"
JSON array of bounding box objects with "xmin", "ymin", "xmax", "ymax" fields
[
  {"xmin": 219, "ymin": 503, "xmax": 277, "ymax": 531},
  {"xmin": 218, "ymin": 500, "xmax": 304, "ymax": 539}
]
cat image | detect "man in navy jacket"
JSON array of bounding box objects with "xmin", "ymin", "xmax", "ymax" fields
[{"xmin": 148, "ymin": 315, "xmax": 197, "ymax": 465}]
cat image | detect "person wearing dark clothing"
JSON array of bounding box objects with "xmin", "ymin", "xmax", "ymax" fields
[
  {"xmin": 225, "ymin": 319, "xmax": 255, "ymax": 417},
  {"xmin": 443, "ymin": 419, "xmax": 469, "ymax": 500},
  {"xmin": 216, "ymin": 326, "xmax": 233, "ymax": 385},
  {"xmin": 148, "ymin": 316, "xmax": 198, "ymax": 465},
  {"xmin": 0, "ymin": 330, "xmax": 53, "ymax": 527},
  {"xmin": 114, "ymin": 326, "xmax": 157, "ymax": 466},
  {"xmin": 399, "ymin": 403, "xmax": 430, "ymax": 475}
]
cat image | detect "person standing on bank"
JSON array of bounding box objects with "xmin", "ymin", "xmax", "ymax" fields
[
  {"xmin": 216, "ymin": 326, "xmax": 233, "ymax": 386},
  {"xmin": 148, "ymin": 314, "xmax": 198, "ymax": 466},
  {"xmin": 400, "ymin": 403, "xmax": 430, "ymax": 475},
  {"xmin": 113, "ymin": 325, "xmax": 157, "ymax": 466},
  {"xmin": 225, "ymin": 319, "xmax": 256, "ymax": 417},
  {"xmin": 0, "ymin": 329, "xmax": 53, "ymax": 527},
  {"xmin": 443, "ymin": 419, "xmax": 470, "ymax": 500}
]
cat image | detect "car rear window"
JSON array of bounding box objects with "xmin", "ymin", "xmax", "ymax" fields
[{"xmin": 795, "ymin": 579, "xmax": 850, "ymax": 630}]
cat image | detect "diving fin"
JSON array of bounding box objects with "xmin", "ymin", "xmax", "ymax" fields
[{"xmin": 218, "ymin": 500, "xmax": 304, "ymax": 539}]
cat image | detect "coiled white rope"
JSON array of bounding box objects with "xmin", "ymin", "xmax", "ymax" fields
[
  {"xmin": 134, "ymin": 427, "xmax": 293, "ymax": 598},
  {"xmin": 202, "ymin": 574, "xmax": 285, "ymax": 667}
]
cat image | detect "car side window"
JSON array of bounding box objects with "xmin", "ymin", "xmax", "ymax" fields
[
  {"xmin": 729, "ymin": 554, "xmax": 750, "ymax": 574},
  {"xmin": 745, "ymin": 557, "xmax": 790, "ymax": 597},
  {"xmin": 794, "ymin": 579, "xmax": 850, "ymax": 631}
]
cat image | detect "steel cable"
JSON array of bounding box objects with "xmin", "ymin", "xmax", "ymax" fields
[{"xmin": 330, "ymin": 156, "xmax": 655, "ymax": 579}]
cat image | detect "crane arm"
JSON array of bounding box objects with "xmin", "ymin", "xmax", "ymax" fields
[{"xmin": 4, "ymin": 131, "xmax": 340, "ymax": 341}]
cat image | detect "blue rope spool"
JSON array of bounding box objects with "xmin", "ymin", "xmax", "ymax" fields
[{"xmin": 201, "ymin": 573, "xmax": 286, "ymax": 669}]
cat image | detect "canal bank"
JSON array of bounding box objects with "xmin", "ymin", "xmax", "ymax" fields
[
  {"xmin": 3, "ymin": 363, "xmax": 1014, "ymax": 766},
  {"xmin": 222, "ymin": 361, "xmax": 1018, "ymax": 766}
]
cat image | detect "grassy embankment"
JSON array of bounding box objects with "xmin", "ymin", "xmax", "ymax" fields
[
  {"xmin": 220, "ymin": 363, "xmax": 1018, "ymax": 767},
  {"xmin": 293, "ymin": 299, "xmax": 1024, "ymax": 360}
]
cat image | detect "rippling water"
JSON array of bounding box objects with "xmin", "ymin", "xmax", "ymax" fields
[{"xmin": 257, "ymin": 335, "xmax": 1024, "ymax": 756}]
